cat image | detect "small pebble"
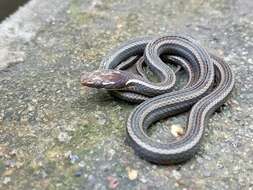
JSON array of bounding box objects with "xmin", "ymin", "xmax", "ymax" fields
[
  {"xmin": 58, "ymin": 132, "xmax": 71, "ymax": 143},
  {"xmin": 3, "ymin": 168, "xmax": 15, "ymax": 176},
  {"xmin": 127, "ymin": 167, "xmax": 138, "ymax": 180},
  {"xmin": 170, "ymin": 124, "xmax": 185, "ymax": 137},
  {"xmin": 196, "ymin": 157, "xmax": 204, "ymax": 164},
  {"xmin": 139, "ymin": 175, "xmax": 148, "ymax": 183},
  {"xmin": 69, "ymin": 154, "xmax": 80, "ymax": 164},
  {"xmin": 78, "ymin": 161, "xmax": 85, "ymax": 168},
  {"xmin": 3, "ymin": 177, "xmax": 11, "ymax": 185},
  {"xmin": 107, "ymin": 176, "xmax": 119, "ymax": 189},
  {"xmin": 74, "ymin": 170, "xmax": 83, "ymax": 177},
  {"xmin": 171, "ymin": 170, "xmax": 181, "ymax": 180},
  {"xmin": 107, "ymin": 149, "xmax": 115, "ymax": 160},
  {"xmin": 217, "ymin": 162, "xmax": 224, "ymax": 169}
]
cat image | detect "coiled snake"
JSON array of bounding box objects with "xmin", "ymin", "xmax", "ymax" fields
[{"xmin": 80, "ymin": 35, "xmax": 234, "ymax": 164}]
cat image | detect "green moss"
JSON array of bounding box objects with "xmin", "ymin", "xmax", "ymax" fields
[
  {"xmin": 0, "ymin": 160, "xmax": 5, "ymax": 175},
  {"xmin": 69, "ymin": 0, "xmax": 104, "ymax": 25}
]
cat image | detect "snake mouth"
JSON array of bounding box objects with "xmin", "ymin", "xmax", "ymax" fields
[{"xmin": 80, "ymin": 69, "xmax": 130, "ymax": 90}]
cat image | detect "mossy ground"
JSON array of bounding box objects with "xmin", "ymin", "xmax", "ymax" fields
[{"xmin": 0, "ymin": 0, "xmax": 253, "ymax": 189}]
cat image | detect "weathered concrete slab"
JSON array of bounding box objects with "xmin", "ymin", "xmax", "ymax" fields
[{"xmin": 0, "ymin": 0, "xmax": 252, "ymax": 189}]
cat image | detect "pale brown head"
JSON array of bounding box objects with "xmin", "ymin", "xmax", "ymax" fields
[{"xmin": 80, "ymin": 69, "xmax": 131, "ymax": 90}]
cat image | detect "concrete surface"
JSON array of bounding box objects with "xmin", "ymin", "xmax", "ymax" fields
[{"xmin": 0, "ymin": 0, "xmax": 252, "ymax": 189}]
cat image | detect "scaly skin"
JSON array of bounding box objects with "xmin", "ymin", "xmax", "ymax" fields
[{"xmin": 81, "ymin": 35, "xmax": 235, "ymax": 164}]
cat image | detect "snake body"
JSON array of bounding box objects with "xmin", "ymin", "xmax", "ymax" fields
[{"xmin": 81, "ymin": 35, "xmax": 234, "ymax": 164}]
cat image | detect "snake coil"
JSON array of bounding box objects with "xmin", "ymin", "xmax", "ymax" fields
[{"xmin": 81, "ymin": 35, "xmax": 234, "ymax": 164}]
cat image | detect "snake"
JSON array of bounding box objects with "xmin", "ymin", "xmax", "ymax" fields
[{"xmin": 80, "ymin": 35, "xmax": 235, "ymax": 164}]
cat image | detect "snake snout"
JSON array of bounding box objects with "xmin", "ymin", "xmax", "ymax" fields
[
  {"xmin": 80, "ymin": 69, "xmax": 129, "ymax": 89},
  {"xmin": 80, "ymin": 71, "xmax": 104, "ymax": 88}
]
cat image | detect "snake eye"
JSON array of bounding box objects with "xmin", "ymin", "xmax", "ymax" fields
[{"xmin": 81, "ymin": 69, "xmax": 130, "ymax": 89}]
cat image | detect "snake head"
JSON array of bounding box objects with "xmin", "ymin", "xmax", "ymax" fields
[{"xmin": 81, "ymin": 69, "xmax": 130, "ymax": 90}]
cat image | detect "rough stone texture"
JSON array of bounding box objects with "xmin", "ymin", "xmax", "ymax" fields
[{"xmin": 0, "ymin": 0, "xmax": 253, "ymax": 189}]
